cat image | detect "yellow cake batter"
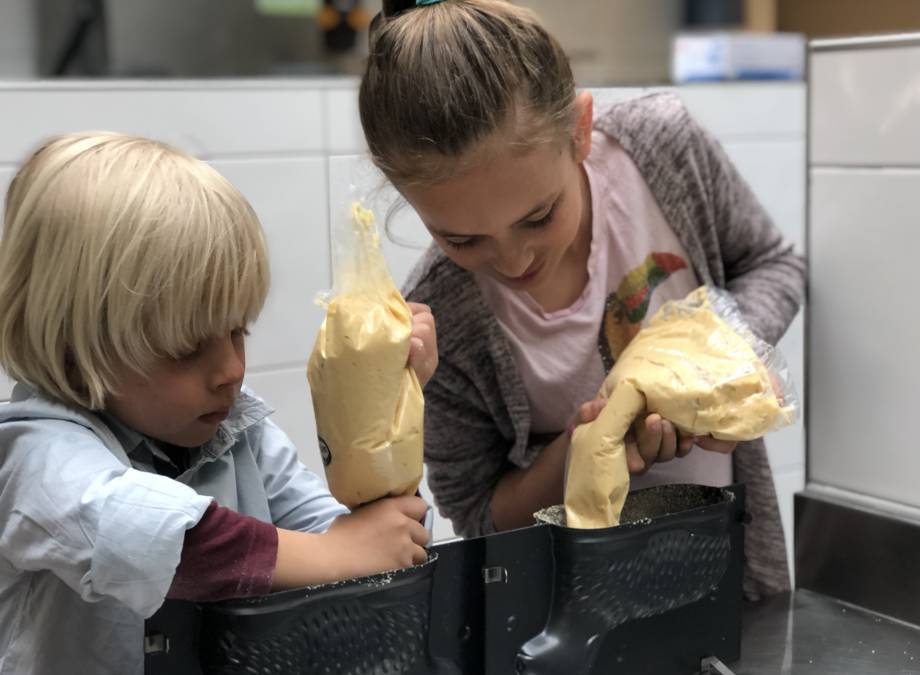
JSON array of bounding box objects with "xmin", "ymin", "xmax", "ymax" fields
[
  {"xmin": 307, "ymin": 203, "xmax": 424, "ymax": 509},
  {"xmin": 565, "ymin": 287, "xmax": 795, "ymax": 528}
]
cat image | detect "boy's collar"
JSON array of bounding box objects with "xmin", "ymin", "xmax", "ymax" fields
[{"xmin": 101, "ymin": 386, "xmax": 274, "ymax": 461}]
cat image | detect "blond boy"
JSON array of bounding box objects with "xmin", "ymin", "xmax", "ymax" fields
[{"xmin": 0, "ymin": 133, "xmax": 436, "ymax": 675}]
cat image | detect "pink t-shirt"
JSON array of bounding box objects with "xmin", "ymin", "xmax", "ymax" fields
[{"xmin": 476, "ymin": 131, "xmax": 732, "ymax": 488}]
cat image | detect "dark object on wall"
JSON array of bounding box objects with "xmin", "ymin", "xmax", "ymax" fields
[
  {"xmin": 684, "ymin": 0, "xmax": 744, "ymax": 27},
  {"xmin": 317, "ymin": 0, "xmax": 372, "ymax": 53},
  {"xmin": 382, "ymin": 0, "xmax": 416, "ymax": 18},
  {"xmin": 778, "ymin": 0, "xmax": 920, "ymax": 37},
  {"xmin": 37, "ymin": 0, "xmax": 108, "ymax": 76}
]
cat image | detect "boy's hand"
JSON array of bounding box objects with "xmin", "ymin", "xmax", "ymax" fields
[
  {"xmin": 272, "ymin": 496, "xmax": 430, "ymax": 590},
  {"xmin": 407, "ymin": 302, "xmax": 438, "ymax": 387},
  {"xmin": 325, "ymin": 495, "xmax": 430, "ymax": 576}
]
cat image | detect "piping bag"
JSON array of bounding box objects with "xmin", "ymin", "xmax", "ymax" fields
[
  {"xmin": 564, "ymin": 286, "xmax": 798, "ymax": 528},
  {"xmin": 307, "ymin": 201, "xmax": 423, "ymax": 509}
]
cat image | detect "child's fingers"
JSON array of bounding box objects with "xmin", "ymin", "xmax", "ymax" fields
[
  {"xmin": 393, "ymin": 495, "xmax": 430, "ymax": 522},
  {"xmin": 410, "ymin": 316, "xmax": 435, "ymax": 346},
  {"xmin": 657, "ymin": 419, "xmax": 678, "ymax": 463},
  {"xmin": 411, "ymin": 314, "xmax": 438, "ymax": 352},
  {"xmin": 677, "ymin": 433, "xmax": 695, "ymax": 457},
  {"xmin": 769, "ymin": 372, "xmax": 786, "ymax": 405},
  {"xmin": 407, "ymin": 301, "xmax": 431, "ymax": 316},
  {"xmin": 625, "ymin": 433, "xmax": 648, "ymax": 474},
  {"xmin": 695, "ymin": 436, "xmax": 737, "ymax": 454},
  {"xmin": 410, "ymin": 544, "xmax": 429, "ymax": 565},
  {"xmin": 577, "ymin": 396, "xmax": 606, "ymax": 425},
  {"xmin": 409, "ymin": 336, "xmax": 438, "ymax": 385},
  {"xmin": 410, "ymin": 337, "xmax": 425, "ymax": 363},
  {"xmin": 635, "ymin": 414, "xmax": 663, "ymax": 466},
  {"xmin": 409, "ymin": 306, "xmax": 436, "ymax": 342},
  {"xmin": 408, "ymin": 519, "xmax": 430, "ymax": 547},
  {"xmin": 408, "ymin": 308, "xmax": 438, "ymax": 380}
]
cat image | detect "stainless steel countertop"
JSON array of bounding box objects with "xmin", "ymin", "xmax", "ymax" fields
[{"xmin": 737, "ymin": 590, "xmax": 920, "ymax": 674}]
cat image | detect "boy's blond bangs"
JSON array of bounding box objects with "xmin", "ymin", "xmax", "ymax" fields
[{"xmin": 0, "ymin": 133, "xmax": 269, "ymax": 410}]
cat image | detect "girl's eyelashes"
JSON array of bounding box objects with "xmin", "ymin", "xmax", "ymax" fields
[
  {"xmin": 524, "ymin": 201, "xmax": 558, "ymax": 229},
  {"xmin": 231, "ymin": 326, "xmax": 251, "ymax": 338},
  {"xmin": 445, "ymin": 236, "xmax": 479, "ymax": 250},
  {"xmin": 442, "ymin": 198, "xmax": 559, "ymax": 250}
]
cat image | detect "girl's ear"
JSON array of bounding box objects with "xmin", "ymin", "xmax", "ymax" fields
[{"xmin": 573, "ymin": 91, "xmax": 594, "ymax": 163}]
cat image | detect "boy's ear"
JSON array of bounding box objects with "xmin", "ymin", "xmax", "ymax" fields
[{"xmin": 573, "ymin": 91, "xmax": 594, "ymax": 163}]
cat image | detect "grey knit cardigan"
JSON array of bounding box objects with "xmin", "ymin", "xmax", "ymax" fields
[{"xmin": 404, "ymin": 93, "xmax": 806, "ymax": 599}]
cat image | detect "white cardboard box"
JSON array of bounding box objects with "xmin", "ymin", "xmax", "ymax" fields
[{"xmin": 672, "ymin": 31, "xmax": 805, "ymax": 82}]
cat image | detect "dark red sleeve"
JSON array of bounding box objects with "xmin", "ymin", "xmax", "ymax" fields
[{"xmin": 166, "ymin": 501, "xmax": 279, "ymax": 601}]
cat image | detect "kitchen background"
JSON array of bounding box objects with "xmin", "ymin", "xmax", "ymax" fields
[
  {"xmin": 1, "ymin": 0, "xmax": 918, "ymax": 567},
  {"xmin": 2, "ymin": 0, "xmax": 920, "ymax": 81}
]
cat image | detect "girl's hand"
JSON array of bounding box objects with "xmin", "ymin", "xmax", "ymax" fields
[
  {"xmin": 572, "ymin": 400, "xmax": 737, "ymax": 475},
  {"xmin": 629, "ymin": 414, "xmax": 736, "ymax": 474},
  {"xmin": 407, "ymin": 302, "xmax": 438, "ymax": 387},
  {"xmin": 694, "ymin": 435, "xmax": 737, "ymax": 454},
  {"xmin": 575, "ymin": 396, "xmax": 607, "ymax": 426}
]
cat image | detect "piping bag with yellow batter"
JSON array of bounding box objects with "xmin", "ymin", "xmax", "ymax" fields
[
  {"xmin": 564, "ymin": 286, "xmax": 798, "ymax": 529},
  {"xmin": 307, "ymin": 201, "xmax": 423, "ymax": 509}
]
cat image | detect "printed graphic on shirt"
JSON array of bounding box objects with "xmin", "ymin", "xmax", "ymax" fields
[
  {"xmin": 598, "ymin": 252, "xmax": 688, "ymax": 370},
  {"xmin": 319, "ymin": 436, "xmax": 332, "ymax": 467}
]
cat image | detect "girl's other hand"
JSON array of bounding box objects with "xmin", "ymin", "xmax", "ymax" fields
[{"xmin": 407, "ymin": 302, "xmax": 438, "ymax": 387}]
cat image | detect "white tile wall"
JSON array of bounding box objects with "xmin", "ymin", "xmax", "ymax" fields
[
  {"xmin": 0, "ymin": 167, "xmax": 17, "ymax": 400},
  {"xmin": 0, "ymin": 373, "xmax": 13, "ymax": 401},
  {"xmin": 323, "ymin": 88, "xmax": 365, "ymax": 155},
  {"xmin": 245, "ymin": 367, "xmax": 324, "ymax": 477},
  {"xmin": 680, "ymin": 83, "xmax": 806, "ymax": 139},
  {"xmin": 0, "ymin": 83, "xmax": 325, "ymax": 163},
  {"xmin": 720, "ymin": 139, "xmax": 806, "ymax": 250},
  {"xmin": 809, "ymin": 168, "xmax": 920, "ymax": 511},
  {"xmin": 0, "ymin": 167, "xmax": 14, "ymax": 203},
  {"xmin": 590, "ymin": 83, "xmax": 806, "ymax": 140},
  {"xmin": 811, "ymin": 46, "xmax": 920, "ymax": 167},
  {"xmin": 211, "ymin": 157, "xmax": 330, "ymax": 371},
  {"xmin": 326, "ymin": 155, "xmax": 431, "ymax": 290}
]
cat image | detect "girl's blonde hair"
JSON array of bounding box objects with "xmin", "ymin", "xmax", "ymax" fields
[
  {"xmin": 359, "ymin": 0, "xmax": 576, "ymax": 186},
  {"xmin": 0, "ymin": 132, "xmax": 270, "ymax": 410}
]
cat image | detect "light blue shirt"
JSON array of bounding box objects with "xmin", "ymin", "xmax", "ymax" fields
[{"xmin": 0, "ymin": 383, "xmax": 347, "ymax": 675}]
